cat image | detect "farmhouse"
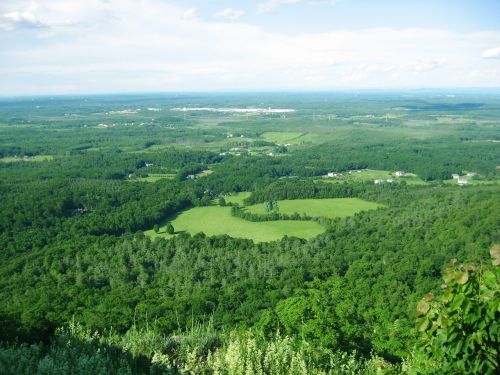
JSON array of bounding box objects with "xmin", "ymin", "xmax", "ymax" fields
[
  {"xmin": 327, "ymin": 172, "xmax": 338, "ymax": 177},
  {"xmin": 395, "ymin": 171, "xmax": 405, "ymax": 177},
  {"xmin": 457, "ymin": 177, "xmax": 468, "ymax": 186},
  {"xmin": 452, "ymin": 174, "xmax": 460, "ymax": 180}
]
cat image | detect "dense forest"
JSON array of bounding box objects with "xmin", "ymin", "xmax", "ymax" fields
[{"xmin": 0, "ymin": 92, "xmax": 498, "ymax": 374}]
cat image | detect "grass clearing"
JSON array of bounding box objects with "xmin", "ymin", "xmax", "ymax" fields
[
  {"xmin": 320, "ymin": 169, "xmax": 392, "ymax": 183},
  {"xmin": 130, "ymin": 173, "xmax": 176, "ymax": 182},
  {"xmin": 260, "ymin": 132, "xmax": 304, "ymax": 144},
  {"xmin": 0, "ymin": 155, "xmax": 54, "ymax": 163},
  {"xmin": 291, "ymin": 133, "xmax": 321, "ymax": 144},
  {"xmin": 196, "ymin": 169, "xmax": 213, "ymax": 178},
  {"xmin": 320, "ymin": 169, "xmax": 428, "ymax": 185},
  {"xmin": 443, "ymin": 178, "xmax": 498, "ymax": 186},
  {"xmin": 224, "ymin": 192, "xmax": 252, "ymax": 205},
  {"xmin": 245, "ymin": 198, "xmax": 382, "ymax": 218},
  {"xmin": 347, "ymin": 169, "xmax": 392, "ymax": 181},
  {"xmin": 401, "ymin": 177, "xmax": 428, "ymax": 185},
  {"xmin": 145, "ymin": 206, "xmax": 325, "ymax": 242}
]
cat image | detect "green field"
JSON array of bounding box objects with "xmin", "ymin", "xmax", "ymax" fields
[
  {"xmin": 291, "ymin": 133, "xmax": 321, "ymax": 144},
  {"xmin": 344, "ymin": 169, "xmax": 392, "ymax": 180},
  {"xmin": 196, "ymin": 169, "xmax": 213, "ymax": 177},
  {"xmin": 224, "ymin": 191, "xmax": 252, "ymax": 205},
  {"xmin": 260, "ymin": 132, "xmax": 304, "ymax": 144},
  {"xmin": 0, "ymin": 155, "xmax": 54, "ymax": 163},
  {"xmin": 319, "ymin": 169, "xmax": 393, "ymax": 183},
  {"xmin": 245, "ymin": 198, "xmax": 383, "ymax": 218},
  {"xmin": 443, "ymin": 178, "xmax": 498, "ymax": 186},
  {"xmin": 319, "ymin": 169, "xmax": 430, "ymax": 184},
  {"xmin": 145, "ymin": 206, "xmax": 325, "ymax": 242},
  {"xmin": 401, "ymin": 176, "xmax": 429, "ymax": 185},
  {"xmin": 130, "ymin": 173, "xmax": 176, "ymax": 182}
]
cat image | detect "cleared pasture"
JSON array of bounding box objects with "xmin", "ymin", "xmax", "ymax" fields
[
  {"xmin": 320, "ymin": 169, "xmax": 392, "ymax": 183},
  {"xmin": 130, "ymin": 173, "xmax": 176, "ymax": 182},
  {"xmin": 224, "ymin": 191, "xmax": 252, "ymax": 205},
  {"xmin": 196, "ymin": 169, "xmax": 213, "ymax": 178},
  {"xmin": 245, "ymin": 198, "xmax": 382, "ymax": 218},
  {"xmin": 0, "ymin": 155, "xmax": 54, "ymax": 163},
  {"xmin": 145, "ymin": 206, "xmax": 325, "ymax": 242},
  {"xmin": 260, "ymin": 132, "xmax": 304, "ymax": 144}
]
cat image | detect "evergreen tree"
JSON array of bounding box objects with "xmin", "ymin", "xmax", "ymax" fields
[{"xmin": 264, "ymin": 201, "xmax": 272, "ymax": 212}]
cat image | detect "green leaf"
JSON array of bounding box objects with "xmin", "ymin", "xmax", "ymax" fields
[
  {"xmin": 416, "ymin": 317, "xmax": 429, "ymax": 332},
  {"xmin": 416, "ymin": 300, "xmax": 430, "ymax": 316},
  {"xmin": 451, "ymin": 293, "xmax": 465, "ymax": 311},
  {"xmin": 441, "ymin": 289, "xmax": 453, "ymax": 303},
  {"xmin": 443, "ymin": 268, "xmax": 455, "ymax": 283},
  {"xmin": 473, "ymin": 332, "xmax": 483, "ymax": 345},
  {"xmin": 490, "ymin": 244, "xmax": 500, "ymax": 266},
  {"xmin": 482, "ymin": 270, "xmax": 497, "ymax": 288},
  {"xmin": 429, "ymin": 322, "xmax": 439, "ymax": 334},
  {"xmin": 455, "ymin": 270, "xmax": 468, "ymax": 285}
]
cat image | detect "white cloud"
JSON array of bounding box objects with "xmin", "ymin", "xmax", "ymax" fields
[
  {"xmin": 482, "ymin": 46, "xmax": 500, "ymax": 59},
  {"xmin": 0, "ymin": 11, "xmax": 43, "ymax": 30},
  {"xmin": 408, "ymin": 59, "xmax": 447, "ymax": 74},
  {"xmin": 182, "ymin": 8, "xmax": 198, "ymax": 20},
  {"xmin": 0, "ymin": 0, "xmax": 116, "ymax": 30},
  {"xmin": 257, "ymin": 0, "xmax": 301, "ymax": 14},
  {"xmin": 213, "ymin": 8, "xmax": 245, "ymax": 21},
  {"xmin": 1, "ymin": 0, "xmax": 500, "ymax": 94}
]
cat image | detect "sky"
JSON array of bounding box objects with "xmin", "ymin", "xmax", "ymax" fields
[{"xmin": 0, "ymin": 0, "xmax": 499, "ymax": 95}]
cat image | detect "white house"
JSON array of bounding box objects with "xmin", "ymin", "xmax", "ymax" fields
[
  {"xmin": 457, "ymin": 177, "xmax": 468, "ymax": 186},
  {"xmin": 452, "ymin": 174, "xmax": 460, "ymax": 180},
  {"xmin": 395, "ymin": 171, "xmax": 405, "ymax": 177},
  {"xmin": 327, "ymin": 172, "xmax": 338, "ymax": 177}
]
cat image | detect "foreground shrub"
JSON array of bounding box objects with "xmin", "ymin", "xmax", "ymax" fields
[{"xmin": 413, "ymin": 246, "xmax": 499, "ymax": 374}]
